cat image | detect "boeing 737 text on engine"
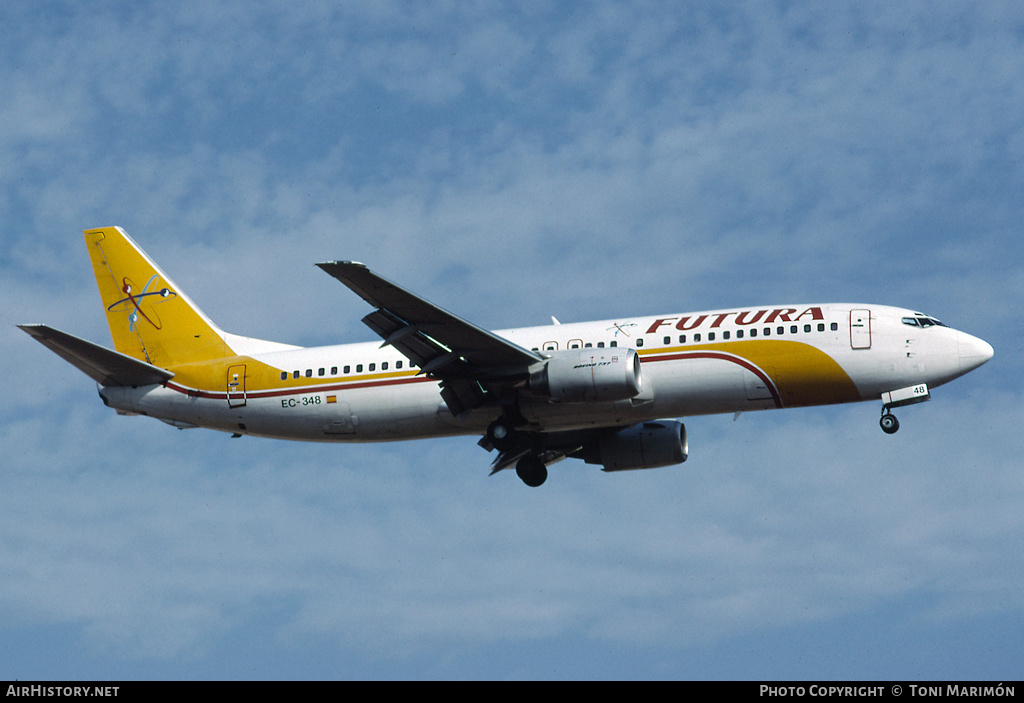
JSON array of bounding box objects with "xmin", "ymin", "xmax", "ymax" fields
[{"xmin": 20, "ymin": 227, "xmax": 993, "ymax": 487}]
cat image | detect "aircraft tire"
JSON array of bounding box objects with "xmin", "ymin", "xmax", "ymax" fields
[
  {"xmin": 880, "ymin": 413, "xmax": 900, "ymax": 434},
  {"xmin": 488, "ymin": 421, "xmax": 509, "ymax": 442},
  {"xmin": 487, "ymin": 420, "xmax": 516, "ymax": 451},
  {"xmin": 516, "ymin": 455, "xmax": 548, "ymax": 487}
]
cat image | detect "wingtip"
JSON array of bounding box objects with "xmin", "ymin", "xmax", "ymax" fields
[{"xmin": 316, "ymin": 260, "xmax": 366, "ymax": 268}]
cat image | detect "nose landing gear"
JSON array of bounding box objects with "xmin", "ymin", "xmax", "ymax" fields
[{"xmin": 878, "ymin": 383, "xmax": 930, "ymax": 434}]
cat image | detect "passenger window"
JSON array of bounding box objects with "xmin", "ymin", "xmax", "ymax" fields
[
  {"xmin": 764, "ymin": 327, "xmax": 771, "ymax": 336},
  {"xmin": 305, "ymin": 369, "xmax": 313, "ymax": 377},
  {"xmin": 318, "ymin": 368, "xmax": 325, "ymax": 376},
  {"xmin": 356, "ymin": 364, "xmax": 363, "ymax": 373},
  {"xmin": 708, "ymin": 332, "xmax": 716, "ymax": 341},
  {"xmin": 293, "ymin": 370, "xmax": 300, "ymax": 379},
  {"xmin": 636, "ymin": 338, "xmax": 644, "ymax": 347},
  {"xmin": 397, "ymin": 360, "xmax": 403, "ymax": 369},
  {"xmin": 817, "ymin": 323, "xmax": 825, "ymax": 332},
  {"xmin": 723, "ymin": 331, "xmax": 730, "ymax": 340},
  {"xmin": 693, "ymin": 333, "xmax": 701, "ymax": 342},
  {"xmin": 344, "ymin": 365, "xmax": 351, "ymax": 374},
  {"xmin": 749, "ymin": 328, "xmax": 757, "ymax": 338},
  {"xmin": 804, "ymin": 324, "xmax": 811, "ymax": 333},
  {"xmin": 777, "ymin": 326, "xmax": 785, "ymax": 335},
  {"xmin": 663, "ymin": 336, "xmax": 671, "ymax": 345},
  {"xmin": 830, "ymin": 322, "xmax": 838, "ymax": 331},
  {"xmin": 369, "ymin": 363, "xmax": 376, "ymax": 372},
  {"xmin": 736, "ymin": 329, "xmax": 743, "ymax": 339},
  {"xmin": 610, "ymin": 340, "xmax": 617, "ymax": 347},
  {"xmin": 331, "ymin": 366, "xmax": 338, "ymax": 375},
  {"xmin": 280, "ymin": 371, "xmax": 288, "ymax": 381},
  {"xmin": 584, "ymin": 342, "xmax": 592, "ymax": 348},
  {"xmin": 597, "ymin": 342, "xmax": 605, "ymax": 348}
]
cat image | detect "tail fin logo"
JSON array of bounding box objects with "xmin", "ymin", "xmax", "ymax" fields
[{"xmin": 107, "ymin": 274, "xmax": 178, "ymax": 331}]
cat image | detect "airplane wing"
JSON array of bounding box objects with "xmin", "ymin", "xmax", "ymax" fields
[
  {"xmin": 19, "ymin": 324, "xmax": 175, "ymax": 387},
  {"xmin": 317, "ymin": 261, "xmax": 544, "ymax": 415}
]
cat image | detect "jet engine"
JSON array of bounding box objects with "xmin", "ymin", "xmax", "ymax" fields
[
  {"xmin": 580, "ymin": 420, "xmax": 688, "ymax": 472},
  {"xmin": 528, "ymin": 348, "xmax": 642, "ymax": 402}
]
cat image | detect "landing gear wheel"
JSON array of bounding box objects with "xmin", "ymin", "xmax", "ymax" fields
[
  {"xmin": 488, "ymin": 421, "xmax": 509, "ymax": 442},
  {"xmin": 516, "ymin": 454, "xmax": 548, "ymax": 487},
  {"xmin": 487, "ymin": 420, "xmax": 515, "ymax": 450},
  {"xmin": 880, "ymin": 413, "xmax": 900, "ymax": 434}
]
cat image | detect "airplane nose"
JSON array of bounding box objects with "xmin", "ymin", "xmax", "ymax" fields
[{"xmin": 958, "ymin": 331, "xmax": 994, "ymax": 375}]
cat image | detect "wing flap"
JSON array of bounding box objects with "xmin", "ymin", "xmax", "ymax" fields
[
  {"xmin": 19, "ymin": 324, "xmax": 174, "ymax": 387},
  {"xmin": 361, "ymin": 308, "xmax": 445, "ymax": 368}
]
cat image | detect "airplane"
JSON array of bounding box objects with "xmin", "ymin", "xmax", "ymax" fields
[{"xmin": 20, "ymin": 226, "xmax": 994, "ymax": 487}]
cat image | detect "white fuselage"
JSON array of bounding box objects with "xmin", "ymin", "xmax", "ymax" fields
[{"xmin": 100, "ymin": 303, "xmax": 992, "ymax": 442}]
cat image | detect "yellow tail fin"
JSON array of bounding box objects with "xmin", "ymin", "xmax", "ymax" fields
[{"xmin": 84, "ymin": 227, "xmax": 235, "ymax": 367}]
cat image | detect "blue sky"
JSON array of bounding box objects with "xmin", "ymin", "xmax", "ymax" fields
[{"xmin": 2, "ymin": 1, "xmax": 1022, "ymax": 680}]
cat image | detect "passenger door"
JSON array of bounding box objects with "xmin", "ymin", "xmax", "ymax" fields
[
  {"xmin": 850, "ymin": 310, "xmax": 872, "ymax": 349},
  {"xmin": 226, "ymin": 364, "xmax": 247, "ymax": 407}
]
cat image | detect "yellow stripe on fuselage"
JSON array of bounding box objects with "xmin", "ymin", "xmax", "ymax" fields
[
  {"xmin": 640, "ymin": 340, "xmax": 861, "ymax": 407},
  {"xmin": 167, "ymin": 354, "xmax": 422, "ymax": 397}
]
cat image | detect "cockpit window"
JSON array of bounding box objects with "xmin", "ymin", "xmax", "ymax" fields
[{"xmin": 902, "ymin": 315, "xmax": 946, "ymax": 328}]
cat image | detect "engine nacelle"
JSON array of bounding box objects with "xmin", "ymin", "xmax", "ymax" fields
[
  {"xmin": 581, "ymin": 420, "xmax": 688, "ymax": 472},
  {"xmin": 529, "ymin": 348, "xmax": 642, "ymax": 402}
]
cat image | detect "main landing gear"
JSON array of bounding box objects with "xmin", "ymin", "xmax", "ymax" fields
[
  {"xmin": 487, "ymin": 418, "xmax": 549, "ymax": 487},
  {"xmin": 515, "ymin": 454, "xmax": 548, "ymax": 487},
  {"xmin": 486, "ymin": 420, "xmax": 513, "ymax": 448}
]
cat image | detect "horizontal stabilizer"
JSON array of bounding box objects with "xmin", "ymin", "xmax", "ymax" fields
[{"xmin": 18, "ymin": 324, "xmax": 174, "ymax": 387}]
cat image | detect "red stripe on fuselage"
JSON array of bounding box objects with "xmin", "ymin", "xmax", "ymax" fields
[
  {"xmin": 166, "ymin": 374, "xmax": 436, "ymax": 401},
  {"xmin": 165, "ymin": 352, "xmax": 783, "ymax": 409},
  {"xmin": 640, "ymin": 350, "xmax": 783, "ymax": 408}
]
